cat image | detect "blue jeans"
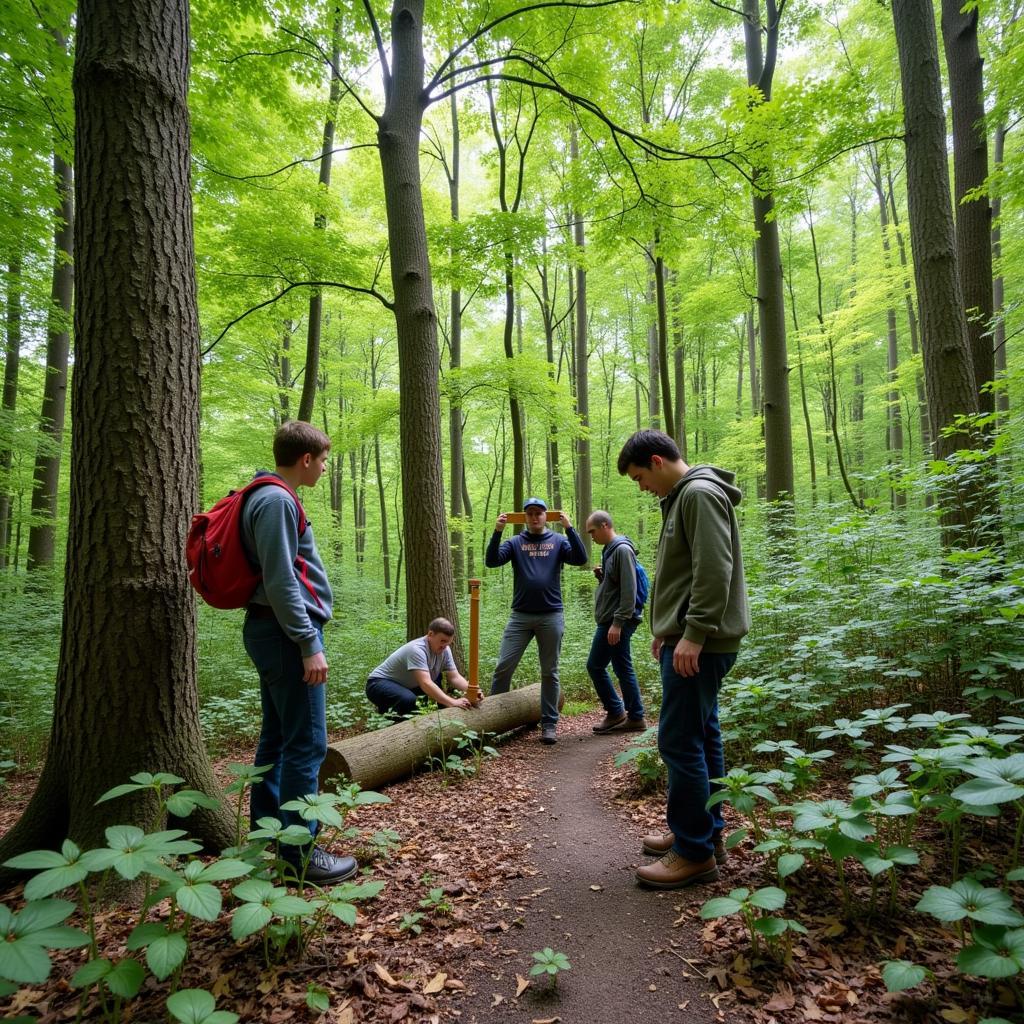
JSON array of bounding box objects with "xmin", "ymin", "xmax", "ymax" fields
[
  {"xmin": 658, "ymin": 646, "xmax": 737, "ymax": 862},
  {"xmin": 587, "ymin": 620, "xmax": 644, "ymax": 720},
  {"xmin": 490, "ymin": 610, "xmax": 564, "ymax": 726},
  {"xmin": 243, "ymin": 615, "xmax": 327, "ymax": 841},
  {"xmin": 366, "ymin": 677, "xmax": 424, "ymax": 717}
]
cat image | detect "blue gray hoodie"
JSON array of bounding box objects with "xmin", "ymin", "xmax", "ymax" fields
[
  {"xmin": 486, "ymin": 526, "xmax": 587, "ymax": 613},
  {"xmin": 241, "ymin": 472, "xmax": 333, "ymax": 657}
]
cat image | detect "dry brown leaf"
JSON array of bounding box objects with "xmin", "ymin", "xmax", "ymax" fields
[
  {"xmin": 515, "ymin": 974, "xmax": 531, "ymax": 998},
  {"xmin": 257, "ymin": 971, "xmax": 278, "ymax": 995},
  {"xmin": 423, "ymin": 973, "xmax": 447, "ymax": 995},
  {"xmin": 343, "ymin": 949, "xmax": 359, "ymax": 966},
  {"xmin": 590, "ymin": 884, "xmax": 603, "ymax": 891},
  {"xmin": 211, "ymin": 972, "xmax": 233, "ymax": 998},
  {"xmin": 390, "ymin": 1001, "xmax": 410, "ymax": 1022},
  {"xmin": 764, "ymin": 985, "xmax": 796, "ymax": 1012},
  {"xmin": 940, "ymin": 1010, "xmax": 971, "ymax": 1024},
  {"xmin": 531, "ymin": 1018, "xmax": 561, "ymax": 1024},
  {"xmin": 491, "ymin": 994, "xmax": 505, "ymax": 1008},
  {"xmin": 373, "ymin": 963, "xmax": 399, "ymax": 988}
]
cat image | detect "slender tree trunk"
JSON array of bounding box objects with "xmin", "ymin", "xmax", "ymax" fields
[
  {"xmin": 941, "ymin": 0, "xmax": 994, "ymax": 415},
  {"xmin": 646, "ymin": 258, "xmax": 660, "ymax": 429},
  {"xmin": 0, "ymin": 0, "xmax": 232, "ymax": 871},
  {"xmin": 848, "ymin": 187, "xmax": 864, "ymax": 498},
  {"xmin": 992, "ymin": 120, "xmax": 1008, "ymax": 417},
  {"xmin": 886, "ymin": 158, "xmax": 931, "ymax": 457},
  {"xmin": 298, "ymin": 11, "xmax": 343, "ymax": 424},
  {"xmin": 784, "ymin": 232, "xmax": 817, "ymax": 502},
  {"xmin": 654, "ymin": 247, "xmax": 673, "ymax": 439},
  {"xmin": 744, "ymin": 0, "xmax": 794, "ymax": 507},
  {"xmin": 28, "ymin": 152, "xmax": 75, "ymax": 574},
  {"xmin": 378, "ymin": 0, "xmax": 459, "ymax": 640},
  {"xmin": 672, "ymin": 275, "xmax": 687, "ymax": 459},
  {"xmin": 869, "ymin": 148, "xmax": 906, "ymax": 509},
  {"xmin": 0, "ymin": 255, "xmax": 22, "ymax": 570},
  {"xmin": 892, "ymin": 0, "xmax": 987, "ymax": 544},
  {"xmin": 571, "ymin": 124, "xmax": 591, "ymax": 553},
  {"xmin": 447, "ymin": 92, "xmax": 466, "ymax": 587}
]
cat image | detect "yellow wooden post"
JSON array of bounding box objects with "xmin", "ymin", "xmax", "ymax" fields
[{"xmin": 466, "ymin": 578, "xmax": 481, "ymax": 703}]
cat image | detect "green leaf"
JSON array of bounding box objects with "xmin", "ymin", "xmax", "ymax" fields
[
  {"xmin": 127, "ymin": 921, "xmax": 168, "ymax": 951},
  {"xmin": 306, "ymin": 984, "xmax": 330, "ymax": 1013},
  {"xmin": 752, "ymin": 916, "xmax": 788, "ymax": 936},
  {"xmin": 167, "ymin": 989, "xmax": 216, "ymax": 1024},
  {"xmin": 916, "ymin": 879, "xmax": 1024, "ymax": 926},
  {"xmin": 12, "ymin": 898, "xmax": 75, "ymax": 933},
  {"xmin": 194, "ymin": 859, "xmax": 252, "ymax": 883},
  {"xmin": 957, "ymin": 939, "xmax": 1024, "ymax": 978},
  {"xmin": 232, "ymin": 878, "xmax": 277, "ymax": 903},
  {"xmin": 953, "ymin": 777, "xmax": 1024, "ymax": 806},
  {"xmin": 3, "ymin": 850, "xmax": 69, "ymax": 870},
  {"xmin": 104, "ymin": 958, "xmax": 145, "ymax": 999},
  {"xmin": 777, "ymin": 853, "xmax": 805, "ymax": 879},
  {"xmin": 231, "ymin": 903, "xmax": 273, "ymax": 941},
  {"xmin": 177, "ymin": 883, "xmax": 223, "ymax": 922},
  {"xmin": 881, "ymin": 960, "xmax": 927, "ymax": 991},
  {"xmin": 71, "ymin": 957, "xmax": 113, "ymax": 988},
  {"xmin": 267, "ymin": 894, "xmax": 313, "ymax": 917},
  {"xmin": 748, "ymin": 887, "xmax": 787, "ymax": 911},
  {"xmin": 147, "ymin": 932, "xmax": 188, "ymax": 980},
  {"xmin": 165, "ymin": 790, "xmax": 222, "ymax": 817},
  {"xmin": 0, "ymin": 938, "xmax": 52, "ymax": 984},
  {"xmin": 700, "ymin": 896, "xmax": 744, "ymax": 919}
]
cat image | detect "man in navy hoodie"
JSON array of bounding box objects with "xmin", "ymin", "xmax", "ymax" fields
[{"xmin": 486, "ymin": 498, "xmax": 588, "ymax": 744}]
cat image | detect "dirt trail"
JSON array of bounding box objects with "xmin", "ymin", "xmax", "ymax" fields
[{"xmin": 455, "ymin": 726, "xmax": 718, "ymax": 1024}]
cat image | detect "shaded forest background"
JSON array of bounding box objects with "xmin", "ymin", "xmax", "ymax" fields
[{"xmin": 1, "ymin": 0, "xmax": 1023, "ymax": 766}]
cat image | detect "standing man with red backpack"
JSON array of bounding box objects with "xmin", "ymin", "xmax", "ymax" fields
[
  {"xmin": 239, "ymin": 421, "xmax": 357, "ymax": 885},
  {"xmin": 585, "ymin": 510, "xmax": 648, "ymax": 734}
]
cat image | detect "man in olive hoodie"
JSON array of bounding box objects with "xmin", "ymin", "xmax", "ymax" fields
[{"xmin": 618, "ymin": 429, "xmax": 750, "ymax": 889}]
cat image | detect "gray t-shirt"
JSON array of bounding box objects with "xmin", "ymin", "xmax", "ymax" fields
[{"xmin": 369, "ymin": 637, "xmax": 456, "ymax": 690}]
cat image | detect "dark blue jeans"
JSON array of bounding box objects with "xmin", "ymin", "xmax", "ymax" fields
[
  {"xmin": 366, "ymin": 677, "xmax": 424, "ymax": 717},
  {"xmin": 587, "ymin": 620, "xmax": 644, "ymax": 720},
  {"xmin": 243, "ymin": 615, "xmax": 327, "ymax": 841},
  {"xmin": 658, "ymin": 646, "xmax": 737, "ymax": 862}
]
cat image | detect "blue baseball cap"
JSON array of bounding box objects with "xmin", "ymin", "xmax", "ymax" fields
[{"xmin": 523, "ymin": 497, "xmax": 547, "ymax": 511}]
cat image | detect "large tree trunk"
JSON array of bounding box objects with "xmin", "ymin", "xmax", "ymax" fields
[
  {"xmin": 0, "ymin": 0, "xmax": 232, "ymax": 872},
  {"xmin": 654, "ymin": 246, "xmax": 673, "ymax": 439},
  {"xmin": 298, "ymin": 11, "xmax": 343, "ymax": 424},
  {"xmin": 321, "ymin": 683, "xmax": 548, "ymax": 791},
  {"xmin": 892, "ymin": 0, "xmax": 986, "ymax": 544},
  {"xmin": 744, "ymin": 0, "xmax": 794, "ymax": 507},
  {"xmin": 941, "ymin": 0, "xmax": 994, "ymax": 416},
  {"xmin": 0, "ymin": 254, "xmax": 22, "ymax": 570},
  {"xmin": 378, "ymin": 0, "xmax": 459, "ymax": 640},
  {"xmin": 28, "ymin": 151, "xmax": 74, "ymax": 574}
]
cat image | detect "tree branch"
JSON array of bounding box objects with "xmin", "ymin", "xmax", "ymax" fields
[
  {"xmin": 196, "ymin": 144, "xmax": 378, "ymax": 184},
  {"xmin": 362, "ymin": 0, "xmax": 392, "ymax": 94},
  {"xmin": 428, "ymin": 0, "xmax": 637, "ymax": 94},
  {"xmin": 203, "ymin": 279, "xmax": 394, "ymax": 356}
]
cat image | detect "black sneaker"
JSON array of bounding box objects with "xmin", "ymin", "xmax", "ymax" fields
[
  {"xmin": 540, "ymin": 724, "xmax": 557, "ymax": 745},
  {"xmin": 302, "ymin": 847, "xmax": 359, "ymax": 885}
]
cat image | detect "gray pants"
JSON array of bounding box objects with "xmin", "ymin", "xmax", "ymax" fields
[{"xmin": 490, "ymin": 610, "xmax": 565, "ymax": 726}]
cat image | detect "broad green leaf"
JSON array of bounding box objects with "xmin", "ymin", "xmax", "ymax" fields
[
  {"xmin": 104, "ymin": 958, "xmax": 145, "ymax": 999},
  {"xmin": 957, "ymin": 940, "xmax": 1024, "ymax": 978},
  {"xmin": 700, "ymin": 896, "xmax": 743, "ymax": 918},
  {"xmin": 231, "ymin": 903, "xmax": 273, "ymax": 941},
  {"xmin": 127, "ymin": 921, "xmax": 168, "ymax": 951},
  {"xmin": 0, "ymin": 939, "xmax": 52, "ymax": 984},
  {"xmin": 749, "ymin": 887, "xmax": 787, "ymax": 911},
  {"xmin": 777, "ymin": 853, "xmax": 805, "ymax": 878},
  {"xmin": 232, "ymin": 879, "xmax": 278, "ymax": 903},
  {"xmin": 752, "ymin": 916, "xmax": 788, "ymax": 936},
  {"xmin": 268, "ymin": 894, "xmax": 313, "ymax": 917},
  {"xmin": 71, "ymin": 958, "xmax": 112, "ymax": 988},
  {"xmin": 12, "ymin": 899, "xmax": 76, "ymax": 934},
  {"xmin": 194, "ymin": 859, "xmax": 252, "ymax": 883},
  {"xmin": 147, "ymin": 932, "xmax": 188, "ymax": 980},
  {"xmin": 167, "ymin": 988, "xmax": 216, "ymax": 1024},
  {"xmin": 177, "ymin": 883, "xmax": 222, "ymax": 922},
  {"xmin": 881, "ymin": 960, "xmax": 927, "ymax": 991}
]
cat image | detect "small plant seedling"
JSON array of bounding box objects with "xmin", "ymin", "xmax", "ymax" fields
[
  {"xmin": 398, "ymin": 912, "xmax": 425, "ymax": 935},
  {"xmin": 529, "ymin": 947, "xmax": 571, "ymax": 988}
]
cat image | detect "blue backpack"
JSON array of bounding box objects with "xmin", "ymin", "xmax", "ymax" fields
[
  {"xmin": 603, "ymin": 539, "xmax": 650, "ymax": 619},
  {"xmin": 634, "ymin": 561, "xmax": 650, "ymax": 618}
]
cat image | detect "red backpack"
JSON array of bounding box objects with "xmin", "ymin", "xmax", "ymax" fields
[{"xmin": 187, "ymin": 477, "xmax": 306, "ymax": 609}]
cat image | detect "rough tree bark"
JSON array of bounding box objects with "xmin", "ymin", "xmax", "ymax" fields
[
  {"xmin": 570, "ymin": 123, "xmax": 592, "ymax": 554},
  {"xmin": 0, "ymin": 0, "xmax": 233, "ymax": 870},
  {"xmin": 0, "ymin": 254, "xmax": 22, "ymax": 570},
  {"xmin": 743, "ymin": 0, "xmax": 794, "ymax": 507},
  {"xmin": 377, "ymin": 0, "xmax": 460, "ymax": 639},
  {"xmin": 941, "ymin": 0, "xmax": 995, "ymax": 416},
  {"xmin": 892, "ymin": 0, "xmax": 987, "ymax": 543}
]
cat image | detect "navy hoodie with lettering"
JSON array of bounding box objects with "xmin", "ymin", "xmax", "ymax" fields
[{"xmin": 485, "ymin": 526, "xmax": 588, "ymax": 613}]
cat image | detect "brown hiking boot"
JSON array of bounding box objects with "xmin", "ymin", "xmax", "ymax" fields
[
  {"xmin": 636, "ymin": 850, "xmax": 719, "ymax": 889},
  {"xmin": 622, "ymin": 717, "xmax": 648, "ymax": 731},
  {"xmin": 641, "ymin": 831, "xmax": 729, "ymax": 864},
  {"xmin": 592, "ymin": 711, "xmax": 628, "ymax": 734}
]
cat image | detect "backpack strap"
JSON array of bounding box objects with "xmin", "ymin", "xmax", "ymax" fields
[{"xmin": 240, "ymin": 476, "xmax": 307, "ymax": 535}]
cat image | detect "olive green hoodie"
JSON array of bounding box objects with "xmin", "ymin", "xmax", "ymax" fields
[{"xmin": 650, "ymin": 465, "xmax": 750, "ymax": 653}]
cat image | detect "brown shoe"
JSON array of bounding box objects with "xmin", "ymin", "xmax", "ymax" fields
[
  {"xmin": 622, "ymin": 717, "xmax": 648, "ymax": 731},
  {"xmin": 636, "ymin": 850, "xmax": 719, "ymax": 890},
  {"xmin": 641, "ymin": 831, "xmax": 729, "ymax": 864},
  {"xmin": 592, "ymin": 711, "xmax": 628, "ymax": 734}
]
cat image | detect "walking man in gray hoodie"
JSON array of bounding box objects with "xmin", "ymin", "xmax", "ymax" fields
[
  {"xmin": 618, "ymin": 429, "xmax": 750, "ymax": 890},
  {"xmin": 585, "ymin": 510, "xmax": 647, "ymax": 733}
]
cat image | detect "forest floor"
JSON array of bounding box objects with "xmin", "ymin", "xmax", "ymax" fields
[{"xmin": 1, "ymin": 711, "xmax": 1020, "ymax": 1024}]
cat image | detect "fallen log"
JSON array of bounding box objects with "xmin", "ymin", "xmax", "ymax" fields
[{"xmin": 320, "ymin": 683, "xmax": 546, "ymax": 791}]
